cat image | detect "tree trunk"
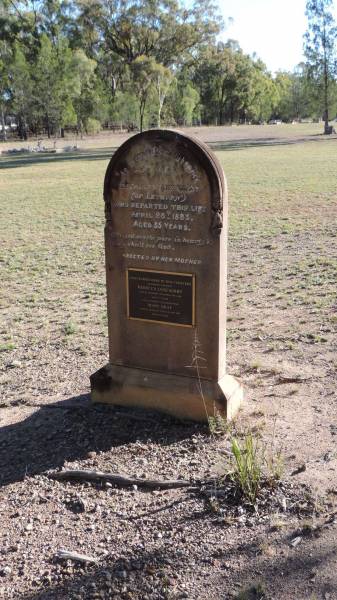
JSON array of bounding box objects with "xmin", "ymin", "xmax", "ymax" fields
[
  {"xmin": 18, "ymin": 115, "xmax": 27, "ymax": 140},
  {"xmin": 230, "ymin": 100, "xmax": 234, "ymax": 124},
  {"xmin": 157, "ymin": 82, "xmax": 161, "ymax": 128},
  {"xmin": 139, "ymin": 97, "xmax": 146, "ymax": 133},
  {"xmin": 323, "ymin": 65, "xmax": 329, "ymax": 133},
  {"xmin": 1, "ymin": 108, "xmax": 7, "ymax": 141},
  {"xmin": 323, "ymin": 25, "xmax": 330, "ymax": 134},
  {"xmin": 46, "ymin": 114, "xmax": 51, "ymax": 138},
  {"xmin": 219, "ymin": 81, "xmax": 226, "ymax": 126}
]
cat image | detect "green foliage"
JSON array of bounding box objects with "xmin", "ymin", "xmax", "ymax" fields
[
  {"xmin": 71, "ymin": 49, "xmax": 100, "ymax": 132},
  {"xmin": 304, "ymin": 0, "xmax": 337, "ymax": 128},
  {"xmin": 273, "ymin": 67, "xmax": 315, "ymax": 121},
  {"xmin": 0, "ymin": 342, "xmax": 16, "ymax": 352},
  {"xmin": 85, "ymin": 117, "xmax": 101, "ymax": 134},
  {"xmin": 0, "ymin": 38, "xmax": 12, "ymax": 140},
  {"xmin": 31, "ymin": 34, "xmax": 80, "ymax": 134},
  {"xmin": 208, "ymin": 411, "xmax": 231, "ymax": 435},
  {"xmin": 8, "ymin": 44, "xmax": 32, "ymax": 138},
  {"xmin": 1, "ymin": 0, "xmax": 336, "ymax": 135},
  {"xmin": 153, "ymin": 63, "xmax": 175, "ymax": 127},
  {"xmin": 194, "ymin": 42, "xmax": 279, "ymax": 125},
  {"xmin": 171, "ymin": 80, "xmax": 200, "ymax": 126},
  {"xmin": 109, "ymin": 91, "xmax": 139, "ymax": 127},
  {"xmin": 64, "ymin": 320, "xmax": 77, "ymax": 335},
  {"xmin": 130, "ymin": 55, "xmax": 158, "ymax": 131},
  {"xmin": 247, "ymin": 60, "xmax": 279, "ymax": 122},
  {"xmin": 230, "ymin": 434, "xmax": 263, "ymax": 503},
  {"xmin": 75, "ymin": 0, "xmax": 222, "ymax": 67}
]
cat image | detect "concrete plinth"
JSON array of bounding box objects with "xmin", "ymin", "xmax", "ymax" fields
[{"xmin": 90, "ymin": 364, "xmax": 243, "ymax": 422}]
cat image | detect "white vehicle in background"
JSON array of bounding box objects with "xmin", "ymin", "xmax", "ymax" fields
[{"xmin": 0, "ymin": 117, "xmax": 18, "ymax": 134}]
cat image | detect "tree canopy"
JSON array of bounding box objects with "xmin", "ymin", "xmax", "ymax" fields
[
  {"xmin": 1, "ymin": 0, "xmax": 337, "ymax": 138},
  {"xmin": 304, "ymin": 0, "xmax": 337, "ymax": 132}
]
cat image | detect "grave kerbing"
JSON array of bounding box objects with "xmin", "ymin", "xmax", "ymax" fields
[{"xmin": 90, "ymin": 129, "xmax": 243, "ymax": 421}]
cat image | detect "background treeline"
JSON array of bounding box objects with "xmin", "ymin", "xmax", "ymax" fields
[{"xmin": 1, "ymin": 0, "xmax": 337, "ymax": 139}]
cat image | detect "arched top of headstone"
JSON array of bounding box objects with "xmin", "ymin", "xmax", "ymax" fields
[{"xmin": 104, "ymin": 128, "xmax": 227, "ymax": 238}]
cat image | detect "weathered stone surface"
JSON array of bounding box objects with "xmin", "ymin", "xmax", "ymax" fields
[
  {"xmin": 91, "ymin": 365, "xmax": 243, "ymax": 422},
  {"xmin": 91, "ymin": 129, "xmax": 243, "ymax": 421}
]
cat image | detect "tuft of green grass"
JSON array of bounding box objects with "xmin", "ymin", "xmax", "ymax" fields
[
  {"xmin": 227, "ymin": 430, "xmax": 284, "ymax": 504},
  {"xmin": 230, "ymin": 434, "xmax": 263, "ymax": 504},
  {"xmin": 0, "ymin": 342, "xmax": 16, "ymax": 351},
  {"xmin": 63, "ymin": 320, "xmax": 78, "ymax": 335},
  {"xmin": 250, "ymin": 360, "xmax": 262, "ymax": 371},
  {"xmin": 208, "ymin": 411, "xmax": 233, "ymax": 436}
]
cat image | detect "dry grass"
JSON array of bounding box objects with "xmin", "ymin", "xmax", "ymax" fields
[{"xmin": 1, "ymin": 125, "xmax": 336, "ymax": 408}]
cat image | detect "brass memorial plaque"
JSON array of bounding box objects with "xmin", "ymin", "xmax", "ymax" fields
[{"xmin": 126, "ymin": 268, "xmax": 195, "ymax": 327}]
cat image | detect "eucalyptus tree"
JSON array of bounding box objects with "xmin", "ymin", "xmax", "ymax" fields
[
  {"xmin": 245, "ymin": 59, "xmax": 279, "ymax": 123},
  {"xmin": 170, "ymin": 79, "xmax": 200, "ymax": 125},
  {"xmin": 193, "ymin": 42, "xmax": 237, "ymax": 124},
  {"xmin": 130, "ymin": 55, "xmax": 158, "ymax": 132},
  {"xmin": 0, "ymin": 40, "xmax": 11, "ymax": 140},
  {"xmin": 32, "ymin": 34, "xmax": 95, "ymax": 136},
  {"xmin": 75, "ymin": 0, "xmax": 222, "ymax": 66},
  {"xmin": 71, "ymin": 49, "xmax": 101, "ymax": 135},
  {"xmin": 8, "ymin": 43, "xmax": 33, "ymax": 138},
  {"xmin": 193, "ymin": 42, "xmax": 277, "ymax": 125},
  {"xmin": 304, "ymin": 0, "xmax": 337, "ymax": 133},
  {"xmin": 74, "ymin": 0, "xmax": 222, "ymax": 112},
  {"xmin": 153, "ymin": 63, "xmax": 175, "ymax": 127}
]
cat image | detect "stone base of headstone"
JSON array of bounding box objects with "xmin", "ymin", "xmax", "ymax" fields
[{"xmin": 90, "ymin": 364, "xmax": 243, "ymax": 422}]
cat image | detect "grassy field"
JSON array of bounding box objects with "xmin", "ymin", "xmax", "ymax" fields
[
  {"xmin": 0, "ymin": 124, "xmax": 337, "ymax": 598},
  {"xmin": 1, "ymin": 125, "xmax": 336, "ymax": 383}
]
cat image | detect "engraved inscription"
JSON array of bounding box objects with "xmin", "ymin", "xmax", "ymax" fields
[
  {"xmin": 111, "ymin": 232, "xmax": 212, "ymax": 250},
  {"xmin": 107, "ymin": 140, "xmax": 217, "ymax": 265},
  {"xmin": 127, "ymin": 269, "xmax": 195, "ymax": 327},
  {"xmin": 112, "ymin": 193, "xmax": 207, "ymax": 234},
  {"xmin": 129, "ymin": 146, "xmax": 201, "ymax": 190},
  {"xmin": 123, "ymin": 253, "xmax": 202, "ymax": 265}
]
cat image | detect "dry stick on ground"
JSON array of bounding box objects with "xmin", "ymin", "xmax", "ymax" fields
[
  {"xmin": 275, "ymin": 376, "xmax": 309, "ymax": 385},
  {"xmin": 48, "ymin": 469, "xmax": 192, "ymax": 490},
  {"xmin": 55, "ymin": 549, "xmax": 98, "ymax": 564}
]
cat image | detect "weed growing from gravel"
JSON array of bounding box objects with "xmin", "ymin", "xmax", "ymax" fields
[
  {"xmin": 0, "ymin": 342, "xmax": 16, "ymax": 351},
  {"xmin": 224, "ymin": 427, "xmax": 284, "ymax": 505},
  {"xmin": 64, "ymin": 320, "xmax": 77, "ymax": 335},
  {"xmin": 230, "ymin": 433, "xmax": 263, "ymax": 504},
  {"xmin": 265, "ymin": 447, "xmax": 284, "ymax": 482},
  {"xmin": 208, "ymin": 411, "xmax": 232, "ymax": 436},
  {"xmin": 189, "ymin": 332, "xmax": 283, "ymax": 506}
]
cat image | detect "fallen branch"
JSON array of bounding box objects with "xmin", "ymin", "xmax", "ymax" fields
[
  {"xmin": 275, "ymin": 376, "xmax": 308, "ymax": 385},
  {"xmin": 48, "ymin": 469, "xmax": 191, "ymax": 490},
  {"xmin": 56, "ymin": 549, "xmax": 98, "ymax": 564}
]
